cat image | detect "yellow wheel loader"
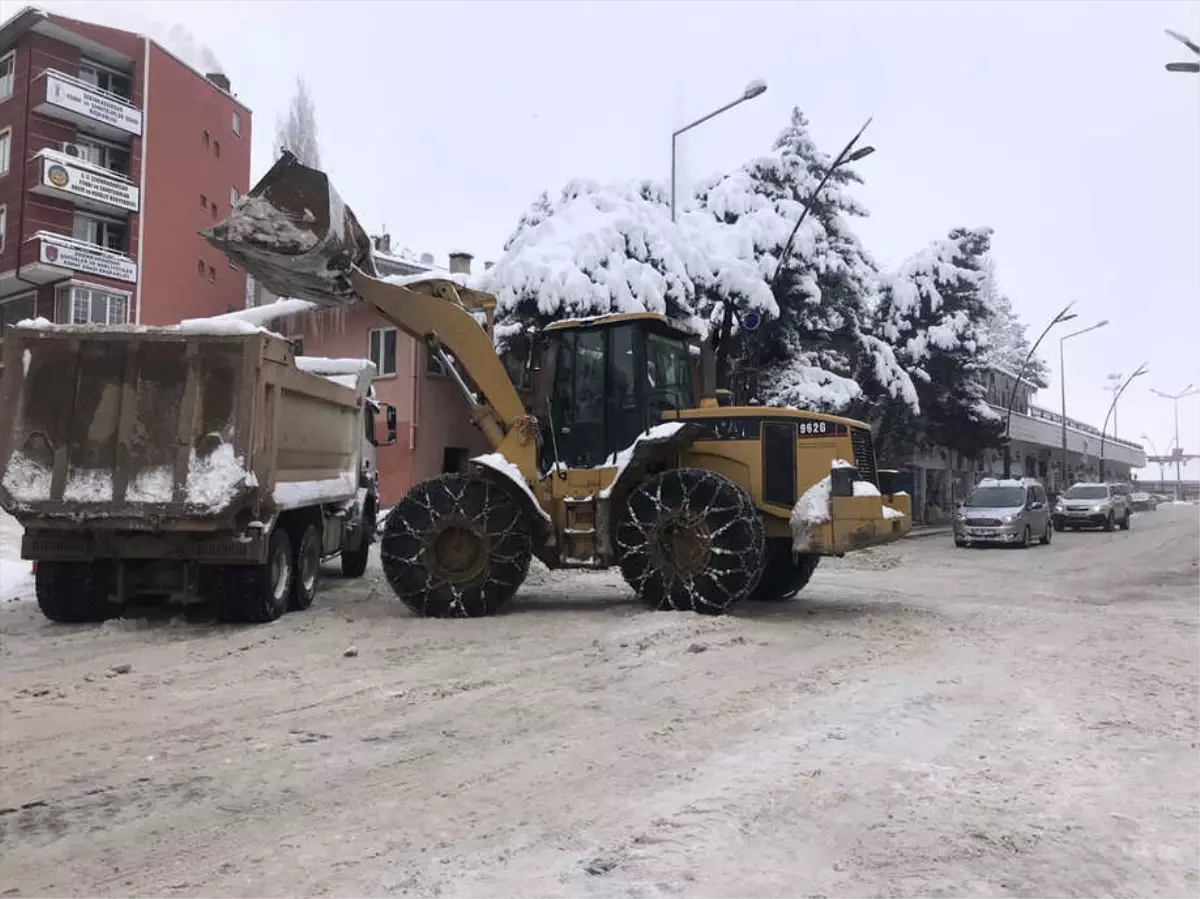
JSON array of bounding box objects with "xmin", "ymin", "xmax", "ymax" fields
[{"xmin": 203, "ymin": 152, "xmax": 911, "ymax": 618}]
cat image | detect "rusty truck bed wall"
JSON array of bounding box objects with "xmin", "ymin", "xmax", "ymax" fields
[{"xmin": 0, "ymin": 327, "xmax": 364, "ymax": 532}]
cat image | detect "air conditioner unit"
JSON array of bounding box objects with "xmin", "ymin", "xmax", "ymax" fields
[{"xmin": 60, "ymin": 141, "xmax": 84, "ymax": 158}]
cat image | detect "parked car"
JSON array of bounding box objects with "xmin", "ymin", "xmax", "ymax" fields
[
  {"xmin": 1130, "ymin": 491, "xmax": 1159, "ymax": 511},
  {"xmin": 1053, "ymin": 483, "xmax": 1132, "ymax": 532},
  {"xmin": 954, "ymin": 477, "xmax": 1053, "ymax": 548}
]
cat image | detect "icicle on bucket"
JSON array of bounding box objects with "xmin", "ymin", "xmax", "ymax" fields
[{"xmin": 201, "ymin": 150, "xmax": 377, "ymax": 306}]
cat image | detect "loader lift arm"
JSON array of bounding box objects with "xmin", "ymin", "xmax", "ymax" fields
[{"xmin": 201, "ymin": 151, "xmax": 528, "ymax": 454}]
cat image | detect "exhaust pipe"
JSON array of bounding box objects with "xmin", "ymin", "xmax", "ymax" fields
[{"xmin": 201, "ymin": 151, "xmax": 378, "ymax": 305}]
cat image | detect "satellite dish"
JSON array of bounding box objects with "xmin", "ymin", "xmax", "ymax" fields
[{"xmin": 742, "ymin": 310, "xmax": 762, "ymax": 332}]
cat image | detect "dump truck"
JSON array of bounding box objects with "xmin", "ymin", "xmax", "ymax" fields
[
  {"xmin": 0, "ymin": 320, "xmax": 397, "ymax": 623},
  {"xmin": 201, "ymin": 151, "xmax": 913, "ymax": 619}
]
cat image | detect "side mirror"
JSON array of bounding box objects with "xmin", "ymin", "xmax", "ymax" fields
[{"xmin": 1030, "ymin": 500, "xmax": 1044, "ymax": 510}]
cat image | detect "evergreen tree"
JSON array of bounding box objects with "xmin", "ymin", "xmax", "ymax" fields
[
  {"xmin": 871, "ymin": 226, "xmax": 1004, "ymax": 463},
  {"xmin": 976, "ymin": 259, "xmax": 1049, "ymax": 387},
  {"xmin": 689, "ymin": 108, "xmax": 914, "ymax": 413},
  {"xmin": 275, "ymin": 76, "xmax": 321, "ymax": 169}
]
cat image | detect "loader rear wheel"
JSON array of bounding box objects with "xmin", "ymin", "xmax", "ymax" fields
[
  {"xmin": 616, "ymin": 468, "xmax": 765, "ymax": 615},
  {"xmin": 340, "ymin": 545, "xmax": 370, "ymax": 578},
  {"xmin": 35, "ymin": 562, "xmax": 118, "ymax": 623},
  {"xmin": 753, "ymin": 539, "xmax": 820, "ymax": 601},
  {"xmin": 380, "ymin": 473, "xmax": 532, "ymax": 618},
  {"xmin": 216, "ymin": 529, "xmax": 293, "ymax": 624}
]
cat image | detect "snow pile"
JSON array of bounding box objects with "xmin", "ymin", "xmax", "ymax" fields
[
  {"xmin": 882, "ymin": 505, "xmax": 906, "ymax": 520},
  {"xmin": 853, "ymin": 479, "xmax": 882, "ymax": 497},
  {"xmin": 0, "ymin": 509, "xmax": 32, "ymax": 603},
  {"xmin": 388, "ymin": 271, "xmax": 470, "ymax": 289},
  {"xmin": 187, "ymin": 444, "xmax": 254, "ymax": 509},
  {"xmin": 219, "ymin": 196, "xmax": 319, "ymax": 253},
  {"xmin": 791, "ymin": 475, "xmax": 832, "ymax": 552},
  {"xmin": 15, "ymin": 317, "xmax": 54, "ymax": 331},
  {"xmin": 63, "ymin": 469, "xmax": 114, "ymax": 503},
  {"xmin": 127, "ymin": 467, "xmax": 174, "ymax": 503},
  {"xmin": 597, "ymin": 422, "xmax": 688, "ymax": 498},
  {"xmin": 2, "ymin": 453, "xmax": 52, "ymax": 504},
  {"xmin": 274, "ymin": 472, "xmax": 357, "ymax": 510},
  {"xmin": 295, "ymin": 357, "xmax": 376, "ymax": 376},
  {"xmin": 179, "ymin": 299, "xmax": 316, "ymax": 337},
  {"xmin": 22, "ymin": 349, "xmax": 31, "ymax": 376}
]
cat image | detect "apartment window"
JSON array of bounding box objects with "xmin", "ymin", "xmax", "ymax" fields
[
  {"xmin": 0, "ymin": 205, "xmax": 5, "ymax": 253},
  {"xmin": 231, "ymin": 110, "xmax": 241, "ymax": 135},
  {"xmin": 0, "ymin": 128, "xmax": 10, "ymax": 176},
  {"xmin": 0, "ymin": 51, "xmax": 14, "ymax": 101},
  {"xmin": 57, "ymin": 284, "xmax": 128, "ymax": 325},
  {"xmin": 0, "ymin": 293, "xmax": 36, "ymax": 334},
  {"xmin": 207, "ymin": 265, "xmax": 216, "ymax": 283},
  {"xmin": 211, "ymin": 204, "xmax": 218, "ymax": 220},
  {"xmin": 214, "ymin": 140, "xmax": 220, "ymax": 157},
  {"xmin": 291, "ymin": 338, "xmax": 305, "ymax": 356},
  {"xmin": 197, "ymin": 259, "xmax": 205, "ymax": 276},
  {"xmin": 230, "ymin": 186, "xmax": 239, "ymax": 206},
  {"xmin": 72, "ymin": 137, "xmax": 130, "ymax": 177},
  {"xmin": 203, "ymin": 130, "xmax": 211, "ymax": 149},
  {"xmin": 79, "ymin": 59, "xmax": 132, "ymax": 101},
  {"xmin": 200, "ymin": 194, "xmax": 208, "ymax": 209},
  {"xmin": 369, "ymin": 327, "xmax": 398, "ymax": 377},
  {"xmin": 73, "ymin": 214, "xmax": 128, "ymax": 253}
]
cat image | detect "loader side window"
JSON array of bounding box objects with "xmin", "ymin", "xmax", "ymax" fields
[
  {"xmin": 646, "ymin": 333, "xmax": 692, "ymax": 418},
  {"xmin": 548, "ymin": 329, "xmax": 607, "ymax": 468}
]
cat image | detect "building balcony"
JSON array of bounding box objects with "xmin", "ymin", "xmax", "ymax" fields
[
  {"xmin": 18, "ymin": 231, "xmax": 138, "ymax": 286},
  {"xmin": 991, "ymin": 403, "xmax": 1146, "ymax": 469},
  {"xmin": 32, "ymin": 69, "xmax": 142, "ymax": 140},
  {"xmin": 29, "ymin": 149, "xmax": 140, "ymax": 215}
]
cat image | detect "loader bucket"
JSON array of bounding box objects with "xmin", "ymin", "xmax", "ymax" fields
[{"xmin": 201, "ymin": 150, "xmax": 377, "ymax": 305}]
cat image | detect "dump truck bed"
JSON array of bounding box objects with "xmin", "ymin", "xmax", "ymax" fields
[{"xmin": 0, "ymin": 323, "xmax": 369, "ymax": 531}]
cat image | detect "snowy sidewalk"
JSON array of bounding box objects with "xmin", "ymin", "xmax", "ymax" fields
[{"xmin": 0, "ymin": 509, "xmax": 33, "ymax": 602}]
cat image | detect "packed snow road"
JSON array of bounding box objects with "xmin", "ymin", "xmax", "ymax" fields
[{"xmin": 0, "ymin": 507, "xmax": 1196, "ymax": 898}]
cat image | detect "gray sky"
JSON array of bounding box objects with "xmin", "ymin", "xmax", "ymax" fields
[{"xmin": 23, "ymin": 0, "xmax": 1200, "ymax": 478}]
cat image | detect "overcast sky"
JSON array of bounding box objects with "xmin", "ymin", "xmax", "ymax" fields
[{"xmin": 17, "ymin": 0, "xmax": 1200, "ymax": 478}]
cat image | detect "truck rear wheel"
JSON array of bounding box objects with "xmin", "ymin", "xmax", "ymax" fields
[
  {"xmin": 616, "ymin": 468, "xmax": 765, "ymax": 615},
  {"xmin": 380, "ymin": 473, "xmax": 532, "ymax": 618},
  {"xmin": 290, "ymin": 525, "xmax": 321, "ymax": 611},
  {"xmin": 35, "ymin": 561, "xmax": 117, "ymax": 623},
  {"xmin": 340, "ymin": 546, "xmax": 370, "ymax": 578},
  {"xmin": 217, "ymin": 529, "xmax": 293, "ymax": 624},
  {"xmin": 753, "ymin": 539, "xmax": 820, "ymax": 601}
]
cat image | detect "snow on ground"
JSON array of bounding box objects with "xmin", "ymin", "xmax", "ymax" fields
[
  {"xmin": 0, "ymin": 509, "xmax": 32, "ymax": 603},
  {"xmin": 0, "ymin": 508, "xmax": 1194, "ymax": 896}
]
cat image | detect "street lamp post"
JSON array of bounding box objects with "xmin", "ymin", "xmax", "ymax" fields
[
  {"xmin": 1165, "ymin": 29, "xmax": 1200, "ymax": 73},
  {"xmin": 1003, "ymin": 302, "xmax": 1078, "ymax": 478},
  {"xmin": 1141, "ymin": 433, "xmax": 1168, "ymax": 487},
  {"xmin": 1150, "ymin": 384, "xmax": 1200, "ymax": 497},
  {"xmin": 1105, "ymin": 372, "xmax": 1123, "ymax": 437},
  {"xmin": 1099, "ymin": 363, "xmax": 1149, "ymax": 481},
  {"xmin": 1058, "ymin": 319, "xmax": 1108, "ymax": 489},
  {"xmin": 670, "ymin": 79, "xmax": 768, "ymax": 222}
]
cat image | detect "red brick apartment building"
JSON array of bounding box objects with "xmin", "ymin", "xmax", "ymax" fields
[
  {"xmin": 250, "ymin": 240, "xmax": 491, "ymax": 507},
  {"xmin": 0, "ymin": 6, "xmax": 251, "ymax": 331}
]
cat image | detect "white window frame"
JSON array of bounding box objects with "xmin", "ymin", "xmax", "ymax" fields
[
  {"xmin": 71, "ymin": 134, "xmax": 131, "ymax": 177},
  {"xmin": 73, "ymin": 212, "xmax": 128, "ymax": 253},
  {"xmin": 0, "ymin": 50, "xmax": 14, "ymax": 102},
  {"xmin": 0, "ymin": 127, "xmax": 11, "ymax": 177},
  {"xmin": 231, "ymin": 110, "xmax": 241, "ymax": 136},
  {"xmin": 79, "ymin": 57, "xmax": 132, "ymax": 101},
  {"xmin": 230, "ymin": 185, "xmax": 239, "ymax": 206},
  {"xmin": 0, "ymin": 291, "xmax": 35, "ymax": 333},
  {"xmin": 368, "ymin": 327, "xmax": 398, "ymax": 378},
  {"xmin": 56, "ymin": 283, "xmax": 131, "ymax": 325}
]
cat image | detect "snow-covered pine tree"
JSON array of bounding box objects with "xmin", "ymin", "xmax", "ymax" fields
[
  {"xmin": 687, "ymin": 108, "xmax": 914, "ymax": 414},
  {"xmin": 871, "ymin": 226, "xmax": 1004, "ymax": 463},
  {"xmin": 479, "ymin": 178, "xmax": 773, "ymax": 356},
  {"xmin": 275, "ymin": 75, "xmax": 321, "ymax": 169},
  {"xmin": 976, "ymin": 258, "xmax": 1049, "ymax": 388}
]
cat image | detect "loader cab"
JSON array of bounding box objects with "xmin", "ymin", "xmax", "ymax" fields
[{"xmin": 535, "ymin": 314, "xmax": 696, "ymax": 470}]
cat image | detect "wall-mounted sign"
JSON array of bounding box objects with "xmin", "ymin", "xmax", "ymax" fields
[
  {"xmin": 39, "ymin": 233, "xmax": 138, "ymax": 284},
  {"xmin": 43, "ymin": 72, "xmax": 143, "ymax": 136},
  {"xmin": 41, "ymin": 157, "xmax": 140, "ymax": 213}
]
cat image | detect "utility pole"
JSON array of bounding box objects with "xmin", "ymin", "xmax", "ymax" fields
[{"xmin": 1105, "ymin": 372, "xmax": 1123, "ymax": 438}]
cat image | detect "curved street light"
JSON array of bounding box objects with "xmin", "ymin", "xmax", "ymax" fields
[
  {"xmin": 1141, "ymin": 432, "xmax": 1168, "ymax": 486},
  {"xmin": 1058, "ymin": 319, "xmax": 1108, "ymax": 488},
  {"xmin": 670, "ymin": 79, "xmax": 769, "ymax": 222},
  {"xmin": 1149, "ymin": 383, "xmax": 1200, "ymax": 495},
  {"xmin": 1003, "ymin": 302, "xmax": 1078, "ymax": 478},
  {"xmin": 1165, "ymin": 29, "xmax": 1200, "ymax": 73},
  {"xmin": 1099, "ymin": 363, "xmax": 1149, "ymax": 481}
]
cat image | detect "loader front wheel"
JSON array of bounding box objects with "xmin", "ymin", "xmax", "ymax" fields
[
  {"xmin": 380, "ymin": 473, "xmax": 532, "ymax": 618},
  {"xmin": 36, "ymin": 561, "xmax": 118, "ymax": 623},
  {"xmin": 216, "ymin": 529, "xmax": 293, "ymax": 624},
  {"xmin": 753, "ymin": 539, "xmax": 821, "ymax": 601},
  {"xmin": 617, "ymin": 468, "xmax": 765, "ymax": 615}
]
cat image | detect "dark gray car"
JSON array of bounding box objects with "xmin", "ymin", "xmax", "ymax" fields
[{"xmin": 1053, "ymin": 482, "xmax": 1132, "ymax": 532}]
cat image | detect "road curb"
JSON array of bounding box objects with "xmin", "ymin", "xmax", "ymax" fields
[{"xmin": 905, "ymin": 526, "xmax": 954, "ymax": 540}]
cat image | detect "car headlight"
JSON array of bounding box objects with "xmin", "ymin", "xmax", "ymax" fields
[
  {"xmin": 1001, "ymin": 515, "xmax": 1014, "ymax": 524},
  {"xmin": 1054, "ymin": 503, "xmax": 1064, "ymax": 513},
  {"xmin": 1092, "ymin": 504, "xmax": 1104, "ymax": 512}
]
